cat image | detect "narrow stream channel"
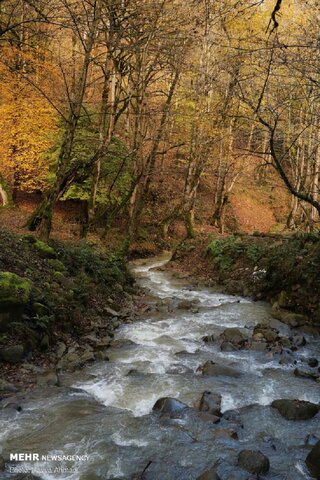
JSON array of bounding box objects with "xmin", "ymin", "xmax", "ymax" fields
[{"xmin": 1, "ymin": 254, "xmax": 319, "ymax": 479}]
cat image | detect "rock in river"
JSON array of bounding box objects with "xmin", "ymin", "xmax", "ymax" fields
[
  {"xmin": 199, "ymin": 391, "xmax": 222, "ymax": 417},
  {"xmin": 238, "ymin": 449, "xmax": 270, "ymax": 475},
  {"xmin": 306, "ymin": 440, "xmax": 320, "ymax": 479},
  {"xmin": 199, "ymin": 360, "xmax": 241, "ymax": 378},
  {"xmin": 153, "ymin": 397, "xmax": 188, "ymax": 416},
  {"xmin": 271, "ymin": 399, "xmax": 319, "ymax": 420}
]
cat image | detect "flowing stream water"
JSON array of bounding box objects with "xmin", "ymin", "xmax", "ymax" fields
[{"xmin": 1, "ymin": 254, "xmax": 319, "ymax": 480}]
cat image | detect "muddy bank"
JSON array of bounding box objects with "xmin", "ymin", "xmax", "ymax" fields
[{"xmin": 167, "ymin": 233, "xmax": 320, "ymax": 333}]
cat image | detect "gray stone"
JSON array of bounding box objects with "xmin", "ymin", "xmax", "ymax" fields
[
  {"xmin": 199, "ymin": 361, "xmax": 241, "ymax": 378},
  {"xmin": 153, "ymin": 397, "xmax": 188, "ymax": 416},
  {"xmin": 37, "ymin": 371, "xmax": 59, "ymax": 386},
  {"xmin": 0, "ymin": 344, "xmax": 24, "ymax": 363},
  {"xmin": 199, "ymin": 391, "xmax": 222, "ymax": 417},
  {"xmin": 271, "ymin": 399, "xmax": 319, "ymax": 420},
  {"xmin": 238, "ymin": 449, "xmax": 270, "ymax": 475}
]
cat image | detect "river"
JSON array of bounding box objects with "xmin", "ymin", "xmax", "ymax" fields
[{"xmin": 1, "ymin": 254, "xmax": 319, "ymax": 479}]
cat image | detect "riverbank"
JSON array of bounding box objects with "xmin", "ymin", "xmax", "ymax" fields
[
  {"xmin": 167, "ymin": 233, "xmax": 320, "ymax": 334},
  {"xmin": 0, "ymin": 228, "xmax": 136, "ymax": 392}
]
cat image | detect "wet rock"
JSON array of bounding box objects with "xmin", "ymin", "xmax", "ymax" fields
[
  {"xmin": 56, "ymin": 342, "xmax": 67, "ymax": 358},
  {"xmin": 197, "ymin": 467, "xmax": 221, "ymax": 480},
  {"xmin": 110, "ymin": 339, "xmax": 136, "ymax": 349},
  {"xmin": 214, "ymin": 428, "xmax": 238, "ymax": 440},
  {"xmin": 199, "ymin": 361, "xmax": 241, "ymax": 378},
  {"xmin": 279, "ymin": 354, "xmax": 294, "ymax": 365},
  {"xmin": 199, "ymin": 391, "xmax": 222, "ymax": 417},
  {"xmin": 305, "ymin": 433, "xmax": 320, "ymax": 446},
  {"xmin": 271, "ymin": 303, "xmax": 308, "ymax": 327},
  {"xmin": 294, "ymin": 368, "xmax": 319, "ymax": 381},
  {"xmin": 202, "ymin": 335, "xmax": 215, "ymax": 344},
  {"xmin": 221, "ymin": 328, "xmax": 248, "ymax": 346},
  {"xmin": 177, "ymin": 299, "xmax": 198, "ymax": 310},
  {"xmin": 152, "ymin": 397, "xmax": 188, "ymax": 416},
  {"xmin": 0, "ymin": 455, "xmax": 5, "ymax": 471},
  {"xmin": 238, "ymin": 449, "xmax": 270, "ymax": 475},
  {"xmin": 198, "ymin": 412, "xmax": 220, "ymax": 423},
  {"xmin": 94, "ymin": 350, "xmax": 109, "ymax": 361},
  {"xmin": 37, "ymin": 370, "xmax": 59, "ymax": 386},
  {"xmin": 291, "ymin": 334, "xmax": 306, "ymax": 347},
  {"xmin": 306, "ymin": 440, "xmax": 320, "ymax": 479},
  {"xmin": 220, "ymin": 341, "xmax": 238, "ymax": 352},
  {"xmin": 271, "ymin": 399, "xmax": 320, "ymax": 420},
  {"xmin": 0, "ymin": 344, "xmax": 25, "ymax": 363},
  {"xmin": 0, "ymin": 379, "xmax": 19, "ymax": 393},
  {"xmin": 253, "ymin": 324, "xmax": 278, "ymax": 343},
  {"xmin": 250, "ymin": 341, "xmax": 268, "ymax": 352},
  {"xmin": 308, "ymin": 358, "xmax": 319, "ymax": 368}
]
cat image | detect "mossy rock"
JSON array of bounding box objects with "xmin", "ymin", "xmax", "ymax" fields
[
  {"xmin": 48, "ymin": 259, "xmax": 66, "ymax": 272},
  {"xmin": 32, "ymin": 302, "xmax": 49, "ymax": 316},
  {"xmin": 0, "ymin": 272, "xmax": 31, "ymax": 308},
  {"xmin": 33, "ymin": 240, "xmax": 56, "ymax": 259}
]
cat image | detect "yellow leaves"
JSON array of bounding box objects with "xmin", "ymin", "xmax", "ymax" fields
[{"xmin": 0, "ymin": 66, "xmax": 58, "ymax": 192}]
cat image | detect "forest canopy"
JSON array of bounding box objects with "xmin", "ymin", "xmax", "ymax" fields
[{"xmin": 0, "ymin": 0, "xmax": 320, "ymax": 241}]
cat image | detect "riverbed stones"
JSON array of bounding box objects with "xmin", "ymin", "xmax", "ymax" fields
[
  {"xmin": 238, "ymin": 450, "xmax": 270, "ymax": 475},
  {"xmin": 0, "ymin": 344, "xmax": 25, "ymax": 363},
  {"xmin": 271, "ymin": 399, "xmax": 320, "ymax": 420},
  {"xmin": 153, "ymin": 397, "xmax": 188, "ymax": 416},
  {"xmin": 199, "ymin": 360, "xmax": 241, "ymax": 378},
  {"xmin": 306, "ymin": 440, "xmax": 320, "ymax": 479},
  {"xmin": 199, "ymin": 391, "xmax": 222, "ymax": 417}
]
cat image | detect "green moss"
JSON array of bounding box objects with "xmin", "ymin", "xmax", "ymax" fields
[
  {"xmin": 34, "ymin": 240, "xmax": 56, "ymax": 258},
  {"xmin": 48, "ymin": 259, "xmax": 66, "ymax": 272},
  {"xmin": 0, "ymin": 272, "xmax": 31, "ymax": 307}
]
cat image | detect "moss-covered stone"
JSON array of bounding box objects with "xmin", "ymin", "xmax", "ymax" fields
[
  {"xmin": 34, "ymin": 240, "xmax": 56, "ymax": 258},
  {"xmin": 0, "ymin": 272, "xmax": 31, "ymax": 308},
  {"xmin": 32, "ymin": 302, "xmax": 49, "ymax": 316},
  {"xmin": 48, "ymin": 259, "xmax": 66, "ymax": 272}
]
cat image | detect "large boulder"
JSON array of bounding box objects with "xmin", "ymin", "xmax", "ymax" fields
[
  {"xmin": 199, "ymin": 391, "xmax": 222, "ymax": 417},
  {"xmin": 0, "ymin": 344, "xmax": 25, "ymax": 363},
  {"xmin": 199, "ymin": 361, "xmax": 241, "ymax": 378},
  {"xmin": 238, "ymin": 449, "xmax": 270, "ymax": 475},
  {"xmin": 152, "ymin": 397, "xmax": 188, "ymax": 416},
  {"xmin": 0, "ymin": 272, "xmax": 31, "ymax": 308},
  {"xmin": 306, "ymin": 440, "xmax": 320, "ymax": 479},
  {"xmin": 271, "ymin": 399, "xmax": 319, "ymax": 420}
]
